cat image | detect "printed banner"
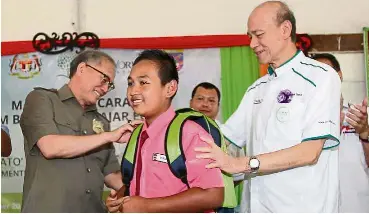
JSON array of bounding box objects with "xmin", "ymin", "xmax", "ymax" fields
[{"xmin": 1, "ymin": 48, "xmax": 221, "ymax": 212}]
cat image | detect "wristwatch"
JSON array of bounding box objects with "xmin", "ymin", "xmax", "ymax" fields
[
  {"xmin": 249, "ymin": 156, "xmax": 260, "ymax": 173},
  {"xmin": 359, "ymin": 135, "xmax": 369, "ymax": 143}
]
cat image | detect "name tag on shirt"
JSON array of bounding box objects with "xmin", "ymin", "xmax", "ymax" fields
[{"xmin": 152, "ymin": 153, "xmax": 168, "ymax": 163}]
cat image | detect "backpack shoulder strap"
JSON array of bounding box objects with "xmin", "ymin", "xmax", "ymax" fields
[
  {"xmin": 121, "ymin": 124, "xmax": 143, "ymax": 196},
  {"xmin": 166, "ymin": 109, "xmax": 238, "ymax": 209},
  {"xmin": 165, "ymin": 108, "xmax": 223, "ymax": 187},
  {"xmin": 164, "ymin": 110, "xmax": 192, "ymax": 188}
]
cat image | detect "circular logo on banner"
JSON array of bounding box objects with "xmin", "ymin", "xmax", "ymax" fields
[
  {"xmin": 276, "ymin": 107, "xmax": 290, "ymax": 123},
  {"xmin": 57, "ymin": 52, "xmax": 77, "ymax": 76}
]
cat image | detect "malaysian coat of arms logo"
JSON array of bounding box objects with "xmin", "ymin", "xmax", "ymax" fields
[{"xmin": 9, "ymin": 54, "xmax": 42, "ymax": 79}]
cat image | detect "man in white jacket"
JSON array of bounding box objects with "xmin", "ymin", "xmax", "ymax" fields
[{"xmin": 195, "ymin": 1, "xmax": 341, "ymax": 212}]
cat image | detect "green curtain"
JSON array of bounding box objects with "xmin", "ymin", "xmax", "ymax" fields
[
  {"xmin": 220, "ymin": 46, "xmax": 260, "ymax": 206},
  {"xmin": 221, "ymin": 46, "xmax": 260, "ymax": 120}
]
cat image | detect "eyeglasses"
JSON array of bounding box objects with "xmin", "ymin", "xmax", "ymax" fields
[{"xmin": 86, "ymin": 64, "xmax": 115, "ymax": 91}]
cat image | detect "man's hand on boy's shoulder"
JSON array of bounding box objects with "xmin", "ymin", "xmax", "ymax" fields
[{"xmin": 121, "ymin": 196, "xmax": 150, "ymax": 213}]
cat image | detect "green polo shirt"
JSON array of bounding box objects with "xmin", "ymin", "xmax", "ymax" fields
[{"xmin": 20, "ymin": 84, "xmax": 120, "ymax": 213}]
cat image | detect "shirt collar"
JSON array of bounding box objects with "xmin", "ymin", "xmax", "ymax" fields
[
  {"xmin": 142, "ymin": 106, "xmax": 176, "ymax": 139},
  {"xmin": 267, "ymin": 50, "xmax": 305, "ymax": 77},
  {"xmin": 58, "ymin": 84, "xmax": 74, "ymax": 101},
  {"xmin": 57, "ymin": 84, "xmax": 97, "ymax": 112}
]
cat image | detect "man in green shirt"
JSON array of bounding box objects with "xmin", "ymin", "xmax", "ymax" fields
[{"xmin": 20, "ymin": 50, "xmax": 140, "ymax": 212}]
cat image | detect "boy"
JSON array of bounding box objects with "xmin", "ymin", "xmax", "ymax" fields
[{"xmin": 106, "ymin": 50, "xmax": 224, "ymax": 212}]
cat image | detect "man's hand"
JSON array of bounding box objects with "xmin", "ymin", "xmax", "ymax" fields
[
  {"xmin": 121, "ymin": 196, "xmax": 150, "ymax": 213},
  {"xmin": 108, "ymin": 120, "xmax": 143, "ymax": 143},
  {"xmin": 346, "ymin": 97, "xmax": 369, "ymax": 139},
  {"xmin": 105, "ymin": 189, "xmax": 125, "ymax": 213},
  {"xmin": 195, "ymin": 135, "xmax": 245, "ymax": 174},
  {"xmin": 340, "ymin": 111, "xmax": 345, "ymax": 131}
]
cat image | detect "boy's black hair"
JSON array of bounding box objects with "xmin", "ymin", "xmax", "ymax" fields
[{"xmin": 133, "ymin": 49, "xmax": 179, "ymax": 98}]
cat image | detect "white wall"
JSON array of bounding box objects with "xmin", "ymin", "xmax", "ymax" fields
[
  {"xmin": 2, "ymin": 0, "xmax": 369, "ymax": 41},
  {"xmin": 1, "ymin": 0, "xmax": 77, "ymax": 42},
  {"xmin": 1, "ymin": 0, "xmax": 368, "ymax": 101},
  {"xmin": 335, "ymin": 53, "xmax": 367, "ymax": 104}
]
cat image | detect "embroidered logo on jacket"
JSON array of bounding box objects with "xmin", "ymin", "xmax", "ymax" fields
[{"xmin": 277, "ymin": 89, "xmax": 294, "ymax": 103}]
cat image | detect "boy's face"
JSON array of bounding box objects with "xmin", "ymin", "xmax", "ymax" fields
[{"xmin": 127, "ymin": 60, "xmax": 176, "ymax": 124}]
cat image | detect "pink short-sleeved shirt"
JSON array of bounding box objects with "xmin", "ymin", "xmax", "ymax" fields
[{"xmin": 129, "ymin": 107, "xmax": 224, "ymax": 197}]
